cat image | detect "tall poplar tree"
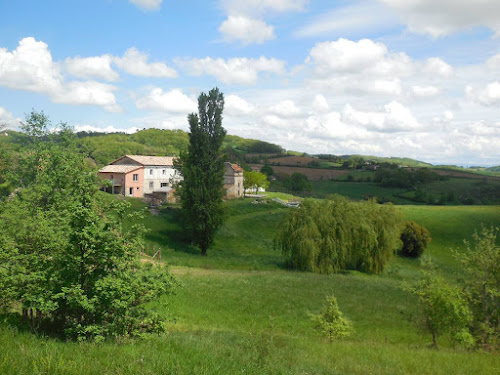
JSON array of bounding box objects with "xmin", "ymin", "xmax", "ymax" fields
[{"xmin": 176, "ymin": 88, "xmax": 226, "ymax": 256}]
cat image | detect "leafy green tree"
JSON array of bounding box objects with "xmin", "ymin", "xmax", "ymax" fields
[
  {"xmin": 405, "ymin": 260, "xmax": 474, "ymax": 349},
  {"xmin": 400, "ymin": 221, "xmax": 431, "ymax": 258},
  {"xmin": 175, "ymin": 88, "xmax": 227, "ymax": 256},
  {"xmin": 0, "ymin": 111, "xmax": 176, "ymax": 340},
  {"xmin": 260, "ymin": 164, "xmax": 274, "ymax": 176},
  {"xmin": 311, "ymin": 294, "xmax": 353, "ymax": 341},
  {"xmin": 274, "ymin": 196, "xmax": 401, "ymax": 274},
  {"xmin": 286, "ymin": 172, "xmax": 311, "ymax": 193},
  {"xmin": 456, "ymin": 227, "xmax": 500, "ymax": 348},
  {"xmin": 243, "ymin": 170, "xmax": 269, "ymax": 195}
]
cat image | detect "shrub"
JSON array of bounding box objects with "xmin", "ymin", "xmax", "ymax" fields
[
  {"xmin": 400, "ymin": 221, "xmax": 431, "ymax": 258},
  {"xmin": 311, "ymin": 294, "xmax": 352, "ymax": 341}
]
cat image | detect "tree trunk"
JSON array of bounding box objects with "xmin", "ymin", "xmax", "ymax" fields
[{"xmin": 201, "ymin": 248, "xmax": 207, "ymax": 256}]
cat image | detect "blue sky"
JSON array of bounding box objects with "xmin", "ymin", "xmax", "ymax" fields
[{"xmin": 0, "ymin": 0, "xmax": 499, "ymax": 166}]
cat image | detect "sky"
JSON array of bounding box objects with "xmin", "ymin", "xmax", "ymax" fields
[{"xmin": 0, "ymin": 0, "xmax": 499, "ymax": 166}]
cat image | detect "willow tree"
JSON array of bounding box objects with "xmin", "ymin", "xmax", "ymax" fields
[
  {"xmin": 274, "ymin": 196, "xmax": 401, "ymax": 274},
  {"xmin": 175, "ymin": 88, "xmax": 226, "ymax": 256}
]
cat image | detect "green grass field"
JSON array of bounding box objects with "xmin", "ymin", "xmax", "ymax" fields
[{"xmin": 1, "ymin": 196, "xmax": 499, "ymax": 374}]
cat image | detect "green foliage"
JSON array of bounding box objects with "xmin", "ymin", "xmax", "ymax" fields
[
  {"xmin": 400, "ymin": 221, "xmax": 431, "ymax": 258},
  {"xmin": 456, "ymin": 227, "xmax": 500, "ymax": 348},
  {"xmin": 175, "ymin": 88, "xmax": 227, "ymax": 255},
  {"xmin": 374, "ymin": 167, "xmax": 442, "ymax": 188},
  {"xmin": 260, "ymin": 164, "xmax": 274, "ymax": 176},
  {"xmin": 274, "ymin": 196, "xmax": 401, "ymax": 274},
  {"xmin": 0, "ymin": 111, "xmax": 176, "ymax": 340},
  {"xmin": 310, "ymin": 294, "xmax": 352, "ymax": 341},
  {"xmin": 405, "ymin": 260, "xmax": 474, "ymax": 349},
  {"xmin": 285, "ymin": 172, "xmax": 312, "ymax": 193},
  {"xmin": 243, "ymin": 170, "xmax": 269, "ymax": 195}
]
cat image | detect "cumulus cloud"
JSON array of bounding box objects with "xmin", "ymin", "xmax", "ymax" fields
[
  {"xmin": 0, "ymin": 37, "xmax": 120, "ymax": 112},
  {"xmin": 312, "ymin": 94, "xmax": 329, "ymax": 112},
  {"xmin": 307, "ymin": 39, "xmax": 412, "ymax": 77},
  {"xmin": 177, "ymin": 56, "xmax": 285, "ymax": 85},
  {"xmin": 380, "ymin": 0, "xmax": 500, "ymax": 37},
  {"xmin": 412, "ymin": 85, "xmax": 440, "ymax": 97},
  {"xmin": 0, "ymin": 106, "xmax": 21, "ymax": 129},
  {"xmin": 225, "ymin": 94, "xmax": 255, "ymax": 115},
  {"xmin": 136, "ymin": 88, "xmax": 197, "ymax": 113},
  {"xmin": 421, "ymin": 57, "xmax": 454, "ymax": 77},
  {"xmin": 219, "ymin": 16, "xmax": 275, "ymax": 45},
  {"xmin": 129, "ymin": 0, "xmax": 163, "ymax": 11},
  {"xmin": 74, "ymin": 124, "xmax": 139, "ymax": 134},
  {"xmin": 218, "ymin": 0, "xmax": 307, "ymax": 44},
  {"xmin": 114, "ymin": 47, "xmax": 177, "ymax": 78},
  {"xmin": 341, "ymin": 101, "xmax": 421, "ymax": 132},
  {"xmin": 466, "ymin": 82, "xmax": 500, "ymax": 106},
  {"xmin": 268, "ymin": 100, "xmax": 301, "ymax": 118},
  {"xmin": 65, "ymin": 55, "xmax": 119, "ymax": 81}
]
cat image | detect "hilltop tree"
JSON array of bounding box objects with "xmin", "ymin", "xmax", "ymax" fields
[
  {"xmin": 243, "ymin": 170, "xmax": 269, "ymax": 195},
  {"xmin": 175, "ymin": 88, "xmax": 227, "ymax": 256}
]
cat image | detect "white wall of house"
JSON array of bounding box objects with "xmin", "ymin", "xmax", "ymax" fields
[{"xmin": 143, "ymin": 166, "xmax": 180, "ymax": 194}]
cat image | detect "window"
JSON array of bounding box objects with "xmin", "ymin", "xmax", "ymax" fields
[
  {"xmin": 129, "ymin": 187, "xmax": 133, "ymax": 196},
  {"xmin": 162, "ymin": 169, "xmax": 166, "ymax": 175},
  {"xmin": 110, "ymin": 174, "xmax": 113, "ymax": 180},
  {"xmin": 133, "ymin": 174, "xmax": 138, "ymax": 181},
  {"xmin": 161, "ymin": 182, "xmax": 168, "ymax": 187},
  {"xmin": 149, "ymin": 182, "xmax": 153, "ymax": 189},
  {"xmin": 150, "ymin": 169, "xmax": 153, "ymax": 175}
]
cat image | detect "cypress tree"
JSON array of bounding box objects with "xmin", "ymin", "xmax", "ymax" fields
[{"xmin": 176, "ymin": 88, "xmax": 226, "ymax": 255}]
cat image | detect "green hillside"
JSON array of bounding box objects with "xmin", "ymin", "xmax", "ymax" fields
[{"xmin": 2, "ymin": 194, "xmax": 499, "ymax": 374}]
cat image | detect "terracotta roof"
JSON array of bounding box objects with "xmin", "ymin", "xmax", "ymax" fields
[
  {"xmin": 127, "ymin": 155, "xmax": 176, "ymax": 166},
  {"xmin": 225, "ymin": 162, "xmax": 243, "ymax": 172},
  {"xmin": 98, "ymin": 165, "xmax": 142, "ymax": 173},
  {"xmin": 113, "ymin": 155, "xmax": 176, "ymax": 166}
]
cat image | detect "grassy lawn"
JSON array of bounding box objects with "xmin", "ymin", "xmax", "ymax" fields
[{"xmin": 1, "ymin": 195, "xmax": 500, "ymax": 374}]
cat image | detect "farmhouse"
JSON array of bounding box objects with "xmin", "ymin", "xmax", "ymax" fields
[
  {"xmin": 98, "ymin": 155, "xmax": 180, "ymax": 199},
  {"xmin": 99, "ymin": 155, "xmax": 244, "ymax": 200}
]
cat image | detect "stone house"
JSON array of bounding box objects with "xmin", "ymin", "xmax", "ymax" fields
[{"xmin": 224, "ymin": 162, "xmax": 244, "ymax": 199}]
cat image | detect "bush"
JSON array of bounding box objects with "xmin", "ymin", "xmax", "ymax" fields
[
  {"xmin": 311, "ymin": 294, "xmax": 352, "ymax": 341},
  {"xmin": 400, "ymin": 221, "xmax": 431, "ymax": 258}
]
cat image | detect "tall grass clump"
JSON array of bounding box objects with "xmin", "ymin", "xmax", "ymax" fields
[{"xmin": 274, "ymin": 196, "xmax": 401, "ymax": 274}]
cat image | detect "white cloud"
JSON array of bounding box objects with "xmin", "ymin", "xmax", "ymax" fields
[
  {"xmin": 0, "ymin": 106, "xmax": 21, "ymax": 129},
  {"xmin": 221, "ymin": 0, "xmax": 307, "ymax": 16},
  {"xmin": 218, "ymin": 0, "xmax": 307, "ymax": 44},
  {"xmin": 380, "ymin": 0, "xmax": 500, "ymax": 37},
  {"xmin": 74, "ymin": 124, "xmax": 139, "ymax": 134},
  {"xmin": 421, "ymin": 57, "xmax": 453, "ymax": 77},
  {"xmin": 466, "ymin": 82, "xmax": 500, "ymax": 106},
  {"xmin": 65, "ymin": 55, "xmax": 119, "ymax": 81},
  {"xmin": 114, "ymin": 47, "xmax": 177, "ymax": 78},
  {"xmin": 307, "ymin": 39, "xmax": 412, "ymax": 77},
  {"xmin": 295, "ymin": 2, "xmax": 399, "ymax": 38},
  {"xmin": 312, "ymin": 94, "xmax": 329, "ymax": 112},
  {"xmin": 54, "ymin": 81, "xmax": 121, "ymax": 112},
  {"xmin": 136, "ymin": 88, "xmax": 197, "ymax": 113},
  {"xmin": 129, "ymin": 0, "xmax": 163, "ymax": 11},
  {"xmin": 268, "ymin": 100, "xmax": 301, "ymax": 118},
  {"xmin": 219, "ymin": 16, "xmax": 275, "ymax": 45},
  {"xmin": 225, "ymin": 94, "xmax": 255, "ymax": 115},
  {"xmin": 0, "ymin": 37, "xmax": 120, "ymax": 112},
  {"xmin": 412, "ymin": 85, "xmax": 440, "ymax": 97},
  {"xmin": 178, "ymin": 56, "xmax": 285, "ymax": 85},
  {"xmin": 341, "ymin": 101, "xmax": 421, "ymax": 132},
  {"xmin": 0, "ymin": 37, "xmax": 63, "ymax": 94}
]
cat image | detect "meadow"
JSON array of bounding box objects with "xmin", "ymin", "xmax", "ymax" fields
[{"xmin": 1, "ymin": 194, "xmax": 499, "ymax": 374}]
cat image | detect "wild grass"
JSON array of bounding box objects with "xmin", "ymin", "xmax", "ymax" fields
[{"xmin": 2, "ymin": 195, "xmax": 499, "ymax": 374}]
